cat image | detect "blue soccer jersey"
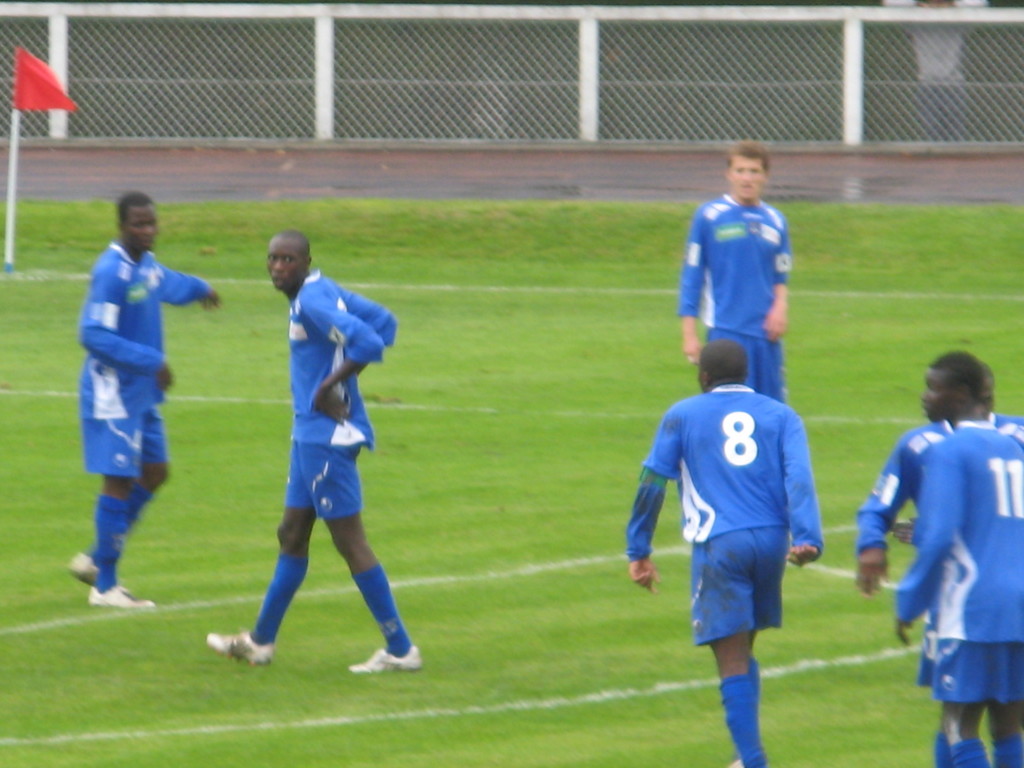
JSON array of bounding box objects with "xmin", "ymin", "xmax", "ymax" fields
[
  {"xmin": 897, "ymin": 422, "xmax": 1024, "ymax": 643},
  {"xmin": 79, "ymin": 242, "xmax": 211, "ymax": 419},
  {"xmin": 678, "ymin": 195, "xmax": 792, "ymax": 339},
  {"xmin": 640, "ymin": 384, "xmax": 822, "ymax": 549},
  {"xmin": 855, "ymin": 421, "xmax": 952, "ymax": 554},
  {"xmin": 287, "ymin": 270, "xmax": 396, "ymax": 448},
  {"xmin": 856, "ymin": 414, "xmax": 1024, "ymax": 554}
]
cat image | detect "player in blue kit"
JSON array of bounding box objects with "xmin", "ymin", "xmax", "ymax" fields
[
  {"xmin": 855, "ymin": 360, "xmax": 1024, "ymax": 768},
  {"xmin": 625, "ymin": 339, "xmax": 823, "ymax": 768},
  {"xmin": 897, "ymin": 351, "xmax": 1024, "ymax": 768},
  {"xmin": 679, "ymin": 141, "xmax": 792, "ymax": 402},
  {"xmin": 71, "ymin": 191, "xmax": 220, "ymax": 608},
  {"xmin": 207, "ymin": 230, "xmax": 419, "ymax": 672}
]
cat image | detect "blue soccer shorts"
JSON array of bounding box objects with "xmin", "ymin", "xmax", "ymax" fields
[
  {"xmin": 932, "ymin": 639, "xmax": 1024, "ymax": 703},
  {"xmin": 285, "ymin": 441, "xmax": 362, "ymax": 519},
  {"xmin": 917, "ymin": 610, "xmax": 939, "ymax": 687},
  {"xmin": 707, "ymin": 328, "xmax": 786, "ymax": 403},
  {"xmin": 81, "ymin": 407, "xmax": 168, "ymax": 477},
  {"xmin": 690, "ymin": 526, "xmax": 789, "ymax": 646}
]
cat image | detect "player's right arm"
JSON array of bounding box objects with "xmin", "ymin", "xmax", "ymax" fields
[
  {"xmin": 678, "ymin": 209, "xmax": 707, "ymax": 362},
  {"xmin": 855, "ymin": 437, "xmax": 917, "ymax": 595},
  {"xmin": 79, "ymin": 261, "xmax": 164, "ymax": 376},
  {"xmin": 781, "ymin": 411, "xmax": 824, "ymax": 562}
]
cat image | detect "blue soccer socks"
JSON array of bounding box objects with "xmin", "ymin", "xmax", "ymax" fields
[
  {"xmin": 353, "ymin": 564, "xmax": 412, "ymax": 657},
  {"xmin": 93, "ymin": 494, "xmax": 130, "ymax": 592},
  {"xmin": 994, "ymin": 734, "xmax": 1023, "ymax": 768},
  {"xmin": 952, "ymin": 739, "xmax": 991, "ymax": 768},
  {"xmin": 721, "ymin": 671, "xmax": 768, "ymax": 768},
  {"xmin": 935, "ymin": 731, "xmax": 956, "ymax": 768},
  {"xmin": 124, "ymin": 483, "xmax": 154, "ymax": 529},
  {"xmin": 252, "ymin": 553, "xmax": 309, "ymax": 645}
]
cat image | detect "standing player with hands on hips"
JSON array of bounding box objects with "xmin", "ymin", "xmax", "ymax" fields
[
  {"xmin": 625, "ymin": 339, "xmax": 823, "ymax": 768},
  {"xmin": 679, "ymin": 141, "xmax": 792, "ymax": 402},
  {"xmin": 207, "ymin": 230, "xmax": 419, "ymax": 673},
  {"xmin": 71, "ymin": 191, "xmax": 220, "ymax": 608}
]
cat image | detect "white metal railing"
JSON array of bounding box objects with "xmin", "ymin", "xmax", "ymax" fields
[{"xmin": 2, "ymin": 3, "xmax": 1023, "ymax": 145}]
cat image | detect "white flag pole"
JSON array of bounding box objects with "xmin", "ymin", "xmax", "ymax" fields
[{"xmin": 4, "ymin": 108, "xmax": 21, "ymax": 273}]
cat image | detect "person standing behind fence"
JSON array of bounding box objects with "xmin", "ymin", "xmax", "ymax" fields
[
  {"xmin": 679, "ymin": 141, "xmax": 792, "ymax": 403},
  {"xmin": 883, "ymin": 0, "xmax": 988, "ymax": 142}
]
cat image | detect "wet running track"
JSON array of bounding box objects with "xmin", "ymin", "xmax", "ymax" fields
[{"xmin": 7, "ymin": 144, "xmax": 1024, "ymax": 205}]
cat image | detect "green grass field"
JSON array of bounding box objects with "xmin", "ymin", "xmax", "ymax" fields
[{"xmin": 2, "ymin": 198, "xmax": 1023, "ymax": 768}]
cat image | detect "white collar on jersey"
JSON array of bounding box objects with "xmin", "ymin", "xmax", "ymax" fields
[
  {"xmin": 956, "ymin": 419, "xmax": 997, "ymax": 430},
  {"xmin": 709, "ymin": 383, "xmax": 755, "ymax": 394}
]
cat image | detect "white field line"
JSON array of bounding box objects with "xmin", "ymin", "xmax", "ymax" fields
[
  {"xmin": 0, "ymin": 526, "xmax": 862, "ymax": 640},
  {"xmin": 2, "ymin": 271, "xmax": 1023, "ymax": 303},
  {"xmin": 0, "ymin": 389, "xmax": 921, "ymax": 426},
  {"xmin": 0, "ymin": 529, "xmax": 888, "ymax": 750},
  {"xmin": 0, "ymin": 644, "xmax": 916, "ymax": 749}
]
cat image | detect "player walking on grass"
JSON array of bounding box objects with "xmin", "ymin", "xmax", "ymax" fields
[
  {"xmin": 71, "ymin": 191, "xmax": 220, "ymax": 608},
  {"xmin": 856, "ymin": 357, "xmax": 1024, "ymax": 768},
  {"xmin": 679, "ymin": 141, "xmax": 792, "ymax": 402},
  {"xmin": 896, "ymin": 351, "xmax": 1024, "ymax": 768},
  {"xmin": 206, "ymin": 229, "xmax": 419, "ymax": 673},
  {"xmin": 625, "ymin": 339, "xmax": 823, "ymax": 768}
]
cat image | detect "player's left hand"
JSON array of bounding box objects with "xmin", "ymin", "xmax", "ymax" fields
[
  {"xmin": 896, "ymin": 619, "xmax": 914, "ymax": 646},
  {"xmin": 763, "ymin": 303, "xmax": 788, "ymax": 341},
  {"xmin": 200, "ymin": 289, "xmax": 221, "ymax": 310},
  {"xmin": 787, "ymin": 544, "xmax": 819, "ymax": 566},
  {"xmin": 629, "ymin": 558, "xmax": 661, "ymax": 594}
]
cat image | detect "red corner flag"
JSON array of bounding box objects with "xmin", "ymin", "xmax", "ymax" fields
[{"xmin": 12, "ymin": 47, "xmax": 77, "ymax": 111}]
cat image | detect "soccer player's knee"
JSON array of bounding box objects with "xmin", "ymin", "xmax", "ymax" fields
[{"xmin": 141, "ymin": 463, "xmax": 169, "ymax": 491}]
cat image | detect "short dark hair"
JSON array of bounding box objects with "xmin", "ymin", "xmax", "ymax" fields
[
  {"xmin": 270, "ymin": 229, "xmax": 311, "ymax": 258},
  {"xmin": 728, "ymin": 141, "xmax": 770, "ymax": 173},
  {"xmin": 117, "ymin": 191, "xmax": 154, "ymax": 223},
  {"xmin": 700, "ymin": 339, "xmax": 748, "ymax": 385},
  {"xmin": 929, "ymin": 351, "xmax": 987, "ymax": 402}
]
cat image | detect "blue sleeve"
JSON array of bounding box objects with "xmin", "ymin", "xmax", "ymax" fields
[
  {"xmin": 79, "ymin": 266, "xmax": 163, "ymax": 375},
  {"xmin": 782, "ymin": 412, "xmax": 824, "ymax": 553},
  {"xmin": 303, "ymin": 290, "xmax": 386, "ymax": 364},
  {"xmin": 896, "ymin": 445, "xmax": 961, "ymax": 622},
  {"xmin": 855, "ymin": 439, "xmax": 914, "ymax": 554},
  {"xmin": 774, "ymin": 216, "xmax": 792, "ymax": 286},
  {"xmin": 625, "ymin": 470, "xmax": 668, "ymax": 561},
  {"xmin": 678, "ymin": 209, "xmax": 705, "ymax": 318},
  {"xmin": 642, "ymin": 410, "xmax": 684, "ymax": 481},
  {"xmin": 155, "ymin": 264, "xmax": 212, "ymax": 306},
  {"xmin": 340, "ymin": 288, "xmax": 398, "ymax": 348}
]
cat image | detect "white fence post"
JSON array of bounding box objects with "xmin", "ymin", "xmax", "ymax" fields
[
  {"xmin": 578, "ymin": 16, "xmax": 600, "ymax": 142},
  {"xmin": 315, "ymin": 13, "xmax": 334, "ymax": 141},
  {"xmin": 843, "ymin": 16, "xmax": 864, "ymax": 147},
  {"xmin": 47, "ymin": 12, "xmax": 69, "ymax": 140}
]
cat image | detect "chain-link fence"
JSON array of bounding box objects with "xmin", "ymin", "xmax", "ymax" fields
[{"xmin": 1, "ymin": 4, "xmax": 1022, "ymax": 145}]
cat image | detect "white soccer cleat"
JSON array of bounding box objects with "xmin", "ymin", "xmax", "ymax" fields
[
  {"xmin": 206, "ymin": 631, "xmax": 275, "ymax": 666},
  {"xmin": 349, "ymin": 645, "xmax": 422, "ymax": 674},
  {"xmin": 88, "ymin": 585, "xmax": 156, "ymax": 609},
  {"xmin": 727, "ymin": 760, "xmax": 744, "ymax": 768},
  {"xmin": 68, "ymin": 552, "xmax": 98, "ymax": 586}
]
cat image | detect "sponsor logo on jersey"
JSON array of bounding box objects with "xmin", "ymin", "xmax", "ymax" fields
[
  {"xmin": 126, "ymin": 283, "xmax": 148, "ymax": 304},
  {"xmin": 714, "ymin": 222, "xmax": 747, "ymax": 242}
]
